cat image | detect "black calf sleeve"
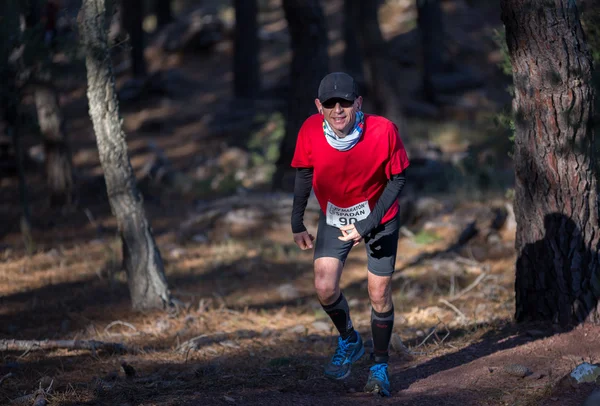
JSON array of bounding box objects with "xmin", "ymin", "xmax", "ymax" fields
[
  {"xmin": 321, "ymin": 293, "xmax": 356, "ymax": 341},
  {"xmin": 371, "ymin": 307, "xmax": 394, "ymax": 363}
]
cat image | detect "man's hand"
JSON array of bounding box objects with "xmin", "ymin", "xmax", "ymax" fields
[
  {"xmin": 293, "ymin": 231, "xmax": 315, "ymax": 250},
  {"xmin": 338, "ymin": 225, "xmax": 362, "ymax": 246}
]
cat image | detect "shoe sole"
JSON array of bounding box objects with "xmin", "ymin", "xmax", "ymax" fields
[
  {"xmin": 326, "ymin": 345, "xmax": 365, "ymax": 381},
  {"xmin": 365, "ymin": 383, "xmax": 390, "ymax": 397}
]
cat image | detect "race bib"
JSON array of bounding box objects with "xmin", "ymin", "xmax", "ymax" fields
[{"xmin": 326, "ymin": 200, "xmax": 371, "ymax": 228}]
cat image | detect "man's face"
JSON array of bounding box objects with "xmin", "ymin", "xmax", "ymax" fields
[{"xmin": 315, "ymin": 96, "xmax": 363, "ymax": 136}]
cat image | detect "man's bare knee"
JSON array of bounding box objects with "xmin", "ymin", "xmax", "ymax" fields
[
  {"xmin": 314, "ymin": 258, "xmax": 342, "ymax": 305},
  {"xmin": 368, "ymin": 276, "xmax": 392, "ymax": 312}
]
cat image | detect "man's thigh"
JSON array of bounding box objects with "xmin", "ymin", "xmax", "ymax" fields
[
  {"xmin": 314, "ymin": 211, "xmax": 353, "ymax": 264},
  {"xmin": 364, "ymin": 215, "xmax": 400, "ymax": 277}
]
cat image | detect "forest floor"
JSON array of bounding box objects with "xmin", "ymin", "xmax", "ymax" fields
[{"xmin": 2, "ymin": 0, "xmax": 600, "ymax": 405}]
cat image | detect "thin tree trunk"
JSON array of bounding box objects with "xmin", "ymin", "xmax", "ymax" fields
[
  {"xmin": 273, "ymin": 0, "xmax": 328, "ymax": 191},
  {"xmin": 416, "ymin": 0, "xmax": 446, "ymax": 103},
  {"xmin": 78, "ymin": 0, "xmax": 171, "ymax": 310},
  {"xmin": 155, "ymin": 0, "xmax": 172, "ymax": 29},
  {"xmin": 501, "ymin": 0, "xmax": 600, "ymax": 326},
  {"xmin": 34, "ymin": 83, "xmax": 75, "ymax": 206},
  {"xmin": 121, "ymin": 0, "xmax": 146, "ymax": 77},
  {"xmin": 25, "ymin": 0, "xmax": 75, "ymax": 207},
  {"xmin": 233, "ymin": 0, "xmax": 260, "ymax": 99},
  {"xmin": 347, "ymin": 0, "xmax": 405, "ymax": 127},
  {"xmin": 342, "ymin": 0, "xmax": 364, "ymax": 87},
  {"xmin": 1, "ymin": 0, "xmax": 33, "ymax": 245}
]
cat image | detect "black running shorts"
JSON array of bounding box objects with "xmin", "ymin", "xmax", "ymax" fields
[{"xmin": 313, "ymin": 211, "xmax": 400, "ymax": 277}]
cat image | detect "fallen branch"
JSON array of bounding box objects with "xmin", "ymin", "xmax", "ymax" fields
[
  {"xmin": 176, "ymin": 330, "xmax": 259, "ymax": 354},
  {"xmin": 104, "ymin": 320, "xmax": 140, "ymax": 337},
  {"xmin": 448, "ymin": 272, "xmax": 488, "ymax": 301},
  {"xmin": 0, "ymin": 339, "xmax": 133, "ymax": 355},
  {"xmin": 179, "ymin": 192, "xmax": 321, "ymax": 238},
  {"xmin": 32, "ymin": 391, "xmax": 47, "ymax": 406},
  {"xmin": 439, "ymin": 299, "xmax": 468, "ymax": 321},
  {"xmin": 0, "ymin": 372, "xmax": 14, "ymax": 386},
  {"xmin": 11, "ymin": 380, "xmax": 52, "ymax": 406},
  {"xmin": 414, "ymin": 323, "xmax": 441, "ymax": 350}
]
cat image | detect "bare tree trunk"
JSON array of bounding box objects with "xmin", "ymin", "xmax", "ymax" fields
[
  {"xmin": 155, "ymin": 0, "xmax": 172, "ymax": 29},
  {"xmin": 233, "ymin": 0, "xmax": 260, "ymax": 99},
  {"xmin": 121, "ymin": 0, "xmax": 146, "ymax": 77},
  {"xmin": 342, "ymin": 0, "xmax": 364, "ymax": 87},
  {"xmin": 501, "ymin": 0, "xmax": 600, "ymax": 326},
  {"xmin": 78, "ymin": 0, "xmax": 171, "ymax": 310},
  {"xmin": 416, "ymin": 0, "xmax": 446, "ymax": 103},
  {"xmin": 346, "ymin": 0, "xmax": 405, "ymax": 126},
  {"xmin": 273, "ymin": 0, "xmax": 328, "ymax": 191},
  {"xmin": 34, "ymin": 83, "xmax": 75, "ymax": 206},
  {"xmin": 25, "ymin": 0, "xmax": 75, "ymax": 207},
  {"xmin": 1, "ymin": 0, "xmax": 33, "ymax": 244}
]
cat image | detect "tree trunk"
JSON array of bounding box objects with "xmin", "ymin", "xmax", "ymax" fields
[
  {"xmin": 155, "ymin": 0, "xmax": 172, "ymax": 29},
  {"xmin": 34, "ymin": 83, "xmax": 75, "ymax": 206},
  {"xmin": 273, "ymin": 0, "xmax": 328, "ymax": 191},
  {"xmin": 121, "ymin": 0, "xmax": 146, "ymax": 77},
  {"xmin": 342, "ymin": 0, "xmax": 364, "ymax": 88},
  {"xmin": 501, "ymin": 0, "xmax": 600, "ymax": 326},
  {"xmin": 416, "ymin": 0, "xmax": 446, "ymax": 103},
  {"xmin": 233, "ymin": 0, "xmax": 260, "ymax": 99},
  {"xmin": 1, "ymin": 0, "xmax": 33, "ymax": 244},
  {"xmin": 24, "ymin": 0, "xmax": 75, "ymax": 207},
  {"xmin": 347, "ymin": 0, "xmax": 405, "ymax": 127},
  {"xmin": 78, "ymin": 0, "xmax": 171, "ymax": 310}
]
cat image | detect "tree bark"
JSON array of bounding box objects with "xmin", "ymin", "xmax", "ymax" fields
[
  {"xmin": 342, "ymin": 0, "xmax": 364, "ymax": 88},
  {"xmin": 155, "ymin": 0, "xmax": 172, "ymax": 29},
  {"xmin": 0, "ymin": 338, "xmax": 131, "ymax": 354},
  {"xmin": 501, "ymin": 0, "xmax": 600, "ymax": 326},
  {"xmin": 346, "ymin": 0, "xmax": 405, "ymax": 127},
  {"xmin": 273, "ymin": 0, "xmax": 328, "ymax": 191},
  {"xmin": 121, "ymin": 0, "xmax": 146, "ymax": 77},
  {"xmin": 233, "ymin": 0, "xmax": 260, "ymax": 99},
  {"xmin": 34, "ymin": 83, "xmax": 75, "ymax": 206},
  {"xmin": 78, "ymin": 0, "xmax": 171, "ymax": 310},
  {"xmin": 24, "ymin": 0, "xmax": 76, "ymax": 207},
  {"xmin": 1, "ymin": 0, "xmax": 33, "ymax": 242},
  {"xmin": 416, "ymin": 0, "xmax": 446, "ymax": 103}
]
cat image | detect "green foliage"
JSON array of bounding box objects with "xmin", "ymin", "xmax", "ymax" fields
[
  {"xmin": 580, "ymin": 3, "xmax": 600, "ymax": 65},
  {"xmin": 492, "ymin": 28, "xmax": 513, "ymax": 77},
  {"xmin": 491, "ymin": 27, "xmax": 516, "ymax": 145},
  {"xmin": 247, "ymin": 111, "xmax": 285, "ymax": 183},
  {"xmin": 413, "ymin": 230, "xmax": 442, "ymax": 245},
  {"xmin": 580, "ymin": 3, "xmax": 600, "ymax": 175}
]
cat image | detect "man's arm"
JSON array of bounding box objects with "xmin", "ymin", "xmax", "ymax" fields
[
  {"xmin": 354, "ymin": 171, "xmax": 406, "ymax": 237},
  {"xmin": 291, "ymin": 167, "xmax": 314, "ymax": 233}
]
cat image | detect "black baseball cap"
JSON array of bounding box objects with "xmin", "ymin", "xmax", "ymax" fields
[{"xmin": 317, "ymin": 72, "xmax": 358, "ymax": 103}]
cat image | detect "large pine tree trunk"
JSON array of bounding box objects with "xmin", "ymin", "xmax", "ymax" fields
[
  {"xmin": 78, "ymin": 0, "xmax": 171, "ymax": 310},
  {"xmin": 233, "ymin": 0, "xmax": 260, "ymax": 99},
  {"xmin": 34, "ymin": 83, "xmax": 74, "ymax": 206},
  {"xmin": 501, "ymin": 0, "xmax": 600, "ymax": 326},
  {"xmin": 273, "ymin": 0, "xmax": 328, "ymax": 191}
]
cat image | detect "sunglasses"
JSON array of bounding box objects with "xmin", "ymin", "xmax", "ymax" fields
[{"xmin": 321, "ymin": 98, "xmax": 355, "ymax": 109}]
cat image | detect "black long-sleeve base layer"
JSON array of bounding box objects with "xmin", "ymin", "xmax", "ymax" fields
[{"xmin": 291, "ymin": 168, "xmax": 406, "ymax": 235}]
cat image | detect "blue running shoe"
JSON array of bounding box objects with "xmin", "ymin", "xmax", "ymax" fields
[
  {"xmin": 324, "ymin": 332, "xmax": 364, "ymax": 380},
  {"xmin": 364, "ymin": 363, "xmax": 391, "ymax": 396}
]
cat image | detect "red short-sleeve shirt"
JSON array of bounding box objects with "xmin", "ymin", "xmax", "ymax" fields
[{"xmin": 291, "ymin": 113, "xmax": 410, "ymax": 225}]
